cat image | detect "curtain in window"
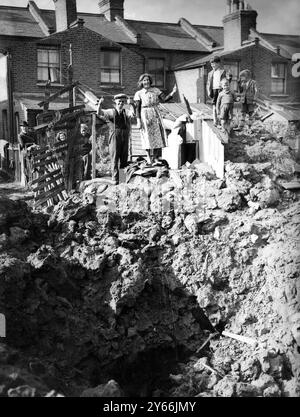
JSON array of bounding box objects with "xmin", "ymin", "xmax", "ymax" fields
[
  {"xmin": 271, "ymin": 63, "xmax": 286, "ymax": 94},
  {"xmin": 148, "ymin": 58, "xmax": 165, "ymax": 87},
  {"xmin": 101, "ymin": 50, "xmax": 121, "ymax": 84},
  {"xmin": 37, "ymin": 47, "xmax": 60, "ymax": 83}
]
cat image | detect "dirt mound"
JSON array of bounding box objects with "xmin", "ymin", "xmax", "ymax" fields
[{"xmin": 0, "ymin": 128, "xmax": 299, "ymax": 397}]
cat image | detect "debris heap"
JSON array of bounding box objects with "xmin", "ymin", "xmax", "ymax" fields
[{"xmin": 0, "ymin": 123, "xmax": 299, "ymax": 397}]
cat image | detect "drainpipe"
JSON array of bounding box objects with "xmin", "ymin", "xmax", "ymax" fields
[{"xmin": 6, "ymin": 51, "xmax": 15, "ymax": 144}]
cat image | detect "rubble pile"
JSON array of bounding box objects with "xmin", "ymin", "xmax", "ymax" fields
[{"xmin": 0, "ymin": 126, "xmax": 299, "ymax": 397}]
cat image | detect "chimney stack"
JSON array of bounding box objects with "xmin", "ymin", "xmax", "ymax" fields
[
  {"xmin": 53, "ymin": 0, "xmax": 78, "ymax": 32},
  {"xmin": 99, "ymin": 0, "xmax": 124, "ymax": 21},
  {"xmin": 223, "ymin": 0, "xmax": 257, "ymax": 50}
]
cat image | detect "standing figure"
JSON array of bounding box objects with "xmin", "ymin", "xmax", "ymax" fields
[
  {"xmin": 237, "ymin": 69, "xmax": 258, "ymax": 128},
  {"xmin": 73, "ymin": 123, "xmax": 92, "ymax": 187},
  {"xmin": 134, "ymin": 73, "xmax": 177, "ymax": 163},
  {"xmin": 207, "ymin": 56, "xmax": 232, "ymax": 127},
  {"xmin": 216, "ymin": 78, "xmax": 235, "ymax": 134},
  {"xmin": 54, "ymin": 130, "xmax": 67, "ymax": 176},
  {"xmin": 97, "ymin": 94, "xmax": 135, "ymax": 185},
  {"xmin": 18, "ymin": 121, "xmax": 36, "ymax": 185},
  {"xmin": 80, "ymin": 123, "xmax": 92, "ymax": 181}
]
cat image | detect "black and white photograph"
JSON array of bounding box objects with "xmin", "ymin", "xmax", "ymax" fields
[{"xmin": 0, "ymin": 0, "xmax": 299, "ymax": 403}]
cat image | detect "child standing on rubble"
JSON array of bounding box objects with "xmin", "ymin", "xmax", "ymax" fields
[
  {"xmin": 236, "ymin": 69, "xmax": 258, "ymax": 128},
  {"xmin": 97, "ymin": 94, "xmax": 135, "ymax": 185},
  {"xmin": 134, "ymin": 73, "xmax": 177, "ymax": 164},
  {"xmin": 216, "ymin": 78, "xmax": 235, "ymax": 134}
]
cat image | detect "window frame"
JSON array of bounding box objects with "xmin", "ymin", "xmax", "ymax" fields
[
  {"xmin": 37, "ymin": 45, "xmax": 61, "ymax": 84},
  {"xmin": 223, "ymin": 60, "xmax": 240, "ymax": 92},
  {"xmin": 148, "ymin": 57, "xmax": 166, "ymax": 88},
  {"xmin": 271, "ymin": 62, "xmax": 287, "ymax": 95},
  {"xmin": 100, "ymin": 49, "xmax": 122, "ymax": 85}
]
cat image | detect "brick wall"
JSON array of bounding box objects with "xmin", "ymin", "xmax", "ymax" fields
[
  {"xmin": 0, "ymin": 26, "xmax": 145, "ymax": 99},
  {"xmin": 127, "ymin": 47, "xmax": 206, "ymax": 100},
  {"xmin": 175, "ymin": 43, "xmax": 300, "ymax": 104}
]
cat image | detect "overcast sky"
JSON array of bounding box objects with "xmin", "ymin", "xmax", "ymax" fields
[{"xmin": 1, "ymin": 0, "xmax": 300, "ymax": 35}]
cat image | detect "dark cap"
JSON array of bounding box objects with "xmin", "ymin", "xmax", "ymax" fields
[
  {"xmin": 114, "ymin": 94, "xmax": 128, "ymax": 101},
  {"xmin": 210, "ymin": 55, "xmax": 221, "ymax": 63}
]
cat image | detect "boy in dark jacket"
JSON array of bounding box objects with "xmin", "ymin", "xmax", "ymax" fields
[{"xmin": 97, "ymin": 94, "xmax": 135, "ymax": 185}]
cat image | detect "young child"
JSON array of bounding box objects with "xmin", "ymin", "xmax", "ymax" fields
[
  {"xmin": 238, "ymin": 69, "xmax": 258, "ymax": 127},
  {"xmin": 97, "ymin": 94, "xmax": 135, "ymax": 185},
  {"xmin": 206, "ymin": 56, "xmax": 232, "ymax": 127},
  {"xmin": 216, "ymin": 78, "xmax": 235, "ymax": 134}
]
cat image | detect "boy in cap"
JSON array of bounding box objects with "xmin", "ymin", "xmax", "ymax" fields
[
  {"xmin": 207, "ymin": 56, "xmax": 232, "ymax": 126},
  {"xmin": 18, "ymin": 121, "xmax": 36, "ymax": 150},
  {"xmin": 97, "ymin": 94, "xmax": 135, "ymax": 185}
]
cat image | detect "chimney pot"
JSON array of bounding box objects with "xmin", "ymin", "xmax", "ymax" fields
[{"xmin": 98, "ymin": 0, "xmax": 124, "ymax": 21}]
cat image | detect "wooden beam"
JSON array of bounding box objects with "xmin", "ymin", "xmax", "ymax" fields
[
  {"xmin": 37, "ymin": 82, "xmax": 79, "ymax": 107},
  {"xmin": 59, "ymin": 104, "xmax": 85, "ymax": 115}
]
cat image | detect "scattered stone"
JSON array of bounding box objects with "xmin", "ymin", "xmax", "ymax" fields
[
  {"xmin": 7, "ymin": 385, "xmax": 36, "ymax": 397},
  {"xmin": 214, "ymin": 376, "xmax": 237, "ymax": 397},
  {"xmin": 80, "ymin": 380, "xmax": 123, "ymax": 397}
]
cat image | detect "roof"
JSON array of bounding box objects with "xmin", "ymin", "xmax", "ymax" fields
[
  {"xmin": 15, "ymin": 93, "xmax": 94, "ymax": 112},
  {"xmin": 174, "ymin": 36, "xmax": 294, "ymax": 71},
  {"xmin": 126, "ymin": 20, "xmax": 208, "ymax": 51},
  {"xmin": 260, "ymin": 33, "xmax": 300, "ymax": 59},
  {"xmin": 174, "ymin": 42, "xmax": 258, "ymax": 70},
  {"xmin": 0, "ymin": 6, "xmax": 45, "ymax": 38},
  {"xmin": 1, "ymin": 4, "xmax": 299, "ymax": 56},
  {"xmin": 0, "ymin": 5, "xmax": 216, "ymax": 51},
  {"xmin": 194, "ymin": 25, "xmax": 224, "ymax": 47}
]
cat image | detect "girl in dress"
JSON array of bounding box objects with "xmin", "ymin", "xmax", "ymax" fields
[{"xmin": 134, "ymin": 73, "xmax": 177, "ymax": 163}]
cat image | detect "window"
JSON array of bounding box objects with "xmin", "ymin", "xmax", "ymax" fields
[
  {"xmin": 148, "ymin": 58, "xmax": 165, "ymax": 88},
  {"xmin": 101, "ymin": 50, "xmax": 121, "ymax": 84},
  {"xmin": 223, "ymin": 61, "xmax": 239, "ymax": 91},
  {"xmin": 37, "ymin": 46, "xmax": 61, "ymax": 83},
  {"xmin": 271, "ymin": 63, "xmax": 286, "ymax": 94}
]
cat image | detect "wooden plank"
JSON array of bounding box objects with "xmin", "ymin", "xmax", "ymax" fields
[
  {"xmin": 33, "ymin": 158, "xmax": 58, "ymax": 168},
  {"xmin": 59, "ymin": 104, "xmax": 85, "ymax": 115},
  {"xmin": 35, "ymin": 184, "xmax": 66, "ymax": 205},
  {"xmin": 31, "ymin": 169, "xmax": 61, "ymax": 185},
  {"xmin": 30, "ymin": 146, "xmax": 49, "ymax": 156},
  {"xmin": 38, "ymin": 82, "xmax": 79, "ymax": 107},
  {"xmin": 33, "ymin": 122, "xmax": 51, "ymax": 132},
  {"xmin": 35, "ymin": 183, "xmax": 65, "ymax": 199},
  {"xmin": 33, "ymin": 151, "xmax": 54, "ymax": 163},
  {"xmin": 32, "ymin": 176, "xmax": 64, "ymax": 191},
  {"xmin": 53, "ymin": 140, "xmax": 68, "ymax": 149},
  {"xmin": 53, "ymin": 109, "xmax": 86, "ymax": 125}
]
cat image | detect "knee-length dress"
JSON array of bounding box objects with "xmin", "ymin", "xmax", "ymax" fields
[{"xmin": 134, "ymin": 87, "xmax": 167, "ymax": 150}]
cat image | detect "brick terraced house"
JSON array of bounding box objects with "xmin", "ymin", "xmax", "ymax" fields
[{"xmin": 0, "ymin": 0, "xmax": 299, "ymax": 146}]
